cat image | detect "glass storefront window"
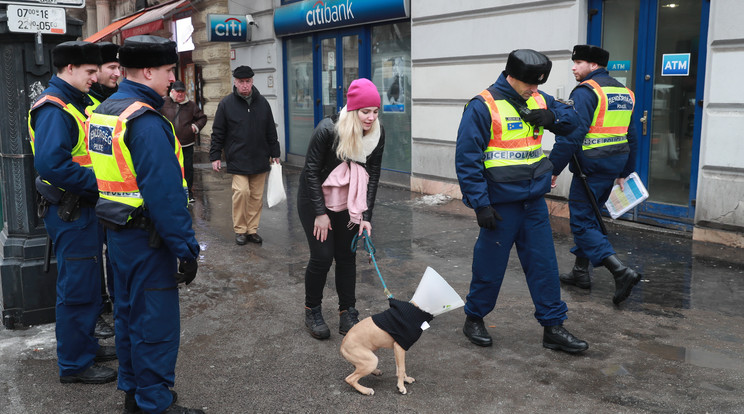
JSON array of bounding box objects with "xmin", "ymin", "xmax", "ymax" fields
[
  {"xmin": 286, "ymin": 36, "xmax": 315, "ymax": 156},
  {"xmin": 372, "ymin": 22, "xmax": 411, "ymax": 173}
]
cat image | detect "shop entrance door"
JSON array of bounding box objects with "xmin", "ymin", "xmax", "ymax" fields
[
  {"xmin": 315, "ymin": 29, "xmax": 368, "ymax": 125},
  {"xmin": 588, "ymin": 0, "xmax": 709, "ymax": 229}
]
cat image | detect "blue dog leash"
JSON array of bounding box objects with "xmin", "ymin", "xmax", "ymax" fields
[{"xmin": 351, "ymin": 229, "xmax": 393, "ymax": 299}]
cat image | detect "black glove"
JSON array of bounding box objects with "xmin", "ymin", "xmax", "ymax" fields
[
  {"xmin": 475, "ymin": 205, "xmax": 502, "ymax": 230},
  {"xmin": 522, "ymin": 109, "xmax": 555, "ymax": 127},
  {"xmin": 176, "ymin": 259, "xmax": 198, "ymax": 285}
]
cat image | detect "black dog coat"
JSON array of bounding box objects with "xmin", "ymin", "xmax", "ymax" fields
[{"xmin": 371, "ymin": 298, "xmax": 434, "ymax": 351}]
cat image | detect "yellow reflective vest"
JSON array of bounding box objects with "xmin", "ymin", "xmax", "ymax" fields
[
  {"xmin": 475, "ymin": 88, "xmax": 550, "ymax": 182},
  {"xmin": 88, "ymin": 100, "xmax": 186, "ymax": 226},
  {"xmin": 580, "ymin": 78, "xmax": 635, "ymax": 157},
  {"xmin": 28, "ymin": 94, "xmax": 92, "ymax": 168}
]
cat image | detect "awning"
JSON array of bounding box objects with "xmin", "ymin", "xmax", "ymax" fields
[
  {"xmin": 85, "ymin": 12, "xmax": 145, "ymax": 42},
  {"xmin": 120, "ymin": 0, "xmax": 190, "ymax": 40}
]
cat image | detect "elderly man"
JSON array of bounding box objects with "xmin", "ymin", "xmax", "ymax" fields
[{"xmin": 210, "ymin": 65, "xmax": 281, "ymax": 245}]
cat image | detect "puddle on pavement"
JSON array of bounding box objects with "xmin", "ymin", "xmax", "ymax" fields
[{"xmin": 638, "ymin": 341, "xmax": 744, "ymax": 370}]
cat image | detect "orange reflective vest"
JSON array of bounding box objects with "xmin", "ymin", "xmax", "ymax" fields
[{"xmin": 580, "ymin": 78, "xmax": 634, "ymax": 157}]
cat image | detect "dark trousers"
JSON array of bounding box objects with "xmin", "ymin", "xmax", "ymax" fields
[
  {"xmin": 568, "ymin": 173, "xmax": 616, "ymax": 266},
  {"xmin": 297, "ymin": 190, "xmax": 357, "ymax": 310},
  {"xmin": 182, "ymin": 145, "xmax": 194, "ymax": 195}
]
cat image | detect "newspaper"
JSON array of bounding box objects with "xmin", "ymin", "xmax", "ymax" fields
[{"xmin": 604, "ymin": 172, "xmax": 649, "ymax": 219}]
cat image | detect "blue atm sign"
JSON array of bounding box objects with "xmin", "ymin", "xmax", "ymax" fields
[
  {"xmin": 207, "ymin": 14, "xmax": 250, "ymax": 42},
  {"xmin": 661, "ymin": 53, "xmax": 690, "ymax": 76}
]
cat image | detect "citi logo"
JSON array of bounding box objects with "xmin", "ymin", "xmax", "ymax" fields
[{"xmin": 306, "ymin": 0, "xmax": 355, "ymax": 26}]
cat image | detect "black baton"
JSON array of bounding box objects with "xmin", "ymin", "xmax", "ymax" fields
[
  {"xmin": 572, "ymin": 154, "xmax": 607, "ymax": 235},
  {"xmin": 43, "ymin": 234, "xmax": 52, "ymax": 273}
]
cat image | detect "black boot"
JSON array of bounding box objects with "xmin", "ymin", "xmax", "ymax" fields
[
  {"xmin": 94, "ymin": 315, "xmax": 115, "ymax": 339},
  {"xmin": 304, "ymin": 305, "xmax": 330, "ymax": 339},
  {"xmin": 338, "ymin": 307, "xmax": 360, "ymax": 335},
  {"xmin": 543, "ymin": 325, "xmax": 588, "ymax": 353},
  {"xmin": 462, "ymin": 316, "xmax": 492, "ymax": 347},
  {"xmin": 162, "ymin": 404, "xmax": 205, "ymax": 414},
  {"xmin": 559, "ymin": 256, "xmax": 591, "ymax": 289},
  {"xmin": 602, "ymin": 254, "xmax": 642, "ymax": 305},
  {"xmin": 124, "ymin": 390, "xmax": 178, "ymax": 413}
]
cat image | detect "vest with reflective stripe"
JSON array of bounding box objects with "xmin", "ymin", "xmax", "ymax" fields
[
  {"xmin": 88, "ymin": 100, "xmax": 186, "ymax": 225},
  {"xmin": 475, "ymin": 89, "xmax": 549, "ymax": 182},
  {"xmin": 86, "ymin": 94, "xmax": 101, "ymax": 116},
  {"xmin": 28, "ymin": 94, "xmax": 92, "ymax": 167},
  {"xmin": 580, "ymin": 78, "xmax": 634, "ymax": 157}
]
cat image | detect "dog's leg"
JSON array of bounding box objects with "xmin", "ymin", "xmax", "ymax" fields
[
  {"xmin": 344, "ymin": 351, "xmax": 379, "ymax": 396},
  {"xmin": 393, "ymin": 342, "xmax": 414, "ymax": 394}
]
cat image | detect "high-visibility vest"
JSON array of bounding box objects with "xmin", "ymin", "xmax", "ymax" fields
[
  {"xmin": 86, "ymin": 94, "xmax": 101, "ymax": 116},
  {"xmin": 88, "ymin": 100, "xmax": 187, "ymax": 225},
  {"xmin": 580, "ymin": 78, "xmax": 635, "ymax": 157},
  {"xmin": 474, "ymin": 88, "xmax": 549, "ymax": 182},
  {"xmin": 28, "ymin": 94, "xmax": 92, "ymax": 168}
]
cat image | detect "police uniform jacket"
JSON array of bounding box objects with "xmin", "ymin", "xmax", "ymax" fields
[
  {"xmin": 298, "ymin": 113, "xmax": 385, "ymax": 222},
  {"xmin": 30, "ymin": 75, "xmax": 98, "ymax": 202},
  {"xmin": 456, "ymin": 72, "xmax": 580, "ymax": 210},
  {"xmin": 94, "ymin": 79, "xmax": 199, "ymax": 261},
  {"xmin": 549, "ymin": 68, "xmax": 638, "ymax": 178},
  {"xmin": 209, "ymin": 86, "xmax": 280, "ymax": 175}
]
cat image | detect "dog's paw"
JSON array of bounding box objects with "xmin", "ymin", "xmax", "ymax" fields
[
  {"xmin": 404, "ymin": 376, "xmax": 415, "ymax": 384},
  {"xmin": 372, "ymin": 369, "xmax": 382, "ymax": 376},
  {"xmin": 364, "ymin": 388, "xmax": 375, "ymax": 396},
  {"xmin": 397, "ymin": 385, "xmax": 407, "ymax": 395}
]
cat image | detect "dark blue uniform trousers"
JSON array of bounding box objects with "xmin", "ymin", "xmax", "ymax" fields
[
  {"xmin": 464, "ymin": 197, "xmax": 568, "ymax": 326},
  {"xmin": 107, "ymin": 228, "xmax": 179, "ymax": 414},
  {"xmin": 568, "ymin": 174, "xmax": 616, "ymax": 266},
  {"xmin": 44, "ymin": 205, "xmax": 102, "ymax": 376}
]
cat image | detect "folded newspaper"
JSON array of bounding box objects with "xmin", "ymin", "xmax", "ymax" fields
[{"xmin": 604, "ymin": 172, "xmax": 649, "ymax": 219}]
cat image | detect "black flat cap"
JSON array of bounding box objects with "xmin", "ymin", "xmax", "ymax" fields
[
  {"xmin": 504, "ymin": 49, "xmax": 552, "ymax": 85},
  {"xmin": 98, "ymin": 42, "xmax": 120, "ymax": 64},
  {"xmin": 118, "ymin": 35, "xmax": 178, "ymax": 69},
  {"xmin": 572, "ymin": 44, "xmax": 610, "ymax": 67},
  {"xmin": 232, "ymin": 65, "xmax": 254, "ymax": 79},
  {"xmin": 171, "ymin": 80, "xmax": 186, "ymax": 91},
  {"xmin": 52, "ymin": 41, "xmax": 102, "ymax": 68}
]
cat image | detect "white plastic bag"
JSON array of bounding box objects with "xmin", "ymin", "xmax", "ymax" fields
[{"xmin": 266, "ymin": 163, "xmax": 286, "ymax": 208}]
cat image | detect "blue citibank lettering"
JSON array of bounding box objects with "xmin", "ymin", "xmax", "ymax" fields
[
  {"xmin": 661, "ymin": 53, "xmax": 691, "ymax": 76},
  {"xmin": 274, "ymin": 0, "xmax": 409, "ymax": 36}
]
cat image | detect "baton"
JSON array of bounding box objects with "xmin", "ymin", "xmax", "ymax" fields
[
  {"xmin": 572, "ymin": 154, "xmax": 607, "ymax": 235},
  {"xmin": 43, "ymin": 235, "xmax": 52, "ymax": 273}
]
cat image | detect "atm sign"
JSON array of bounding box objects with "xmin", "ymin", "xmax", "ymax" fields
[{"xmin": 661, "ymin": 53, "xmax": 691, "ymax": 76}]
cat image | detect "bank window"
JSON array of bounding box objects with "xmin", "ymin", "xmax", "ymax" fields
[
  {"xmin": 371, "ymin": 22, "xmax": 411, "ymax": 173},
  {"xmin": 286, "ymin": 36, "xmax": 315, "ymax": 156}
]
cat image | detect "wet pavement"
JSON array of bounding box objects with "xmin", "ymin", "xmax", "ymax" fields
[{"xmin": 2, "ymin": 164, "xmax": 744, "ymax": 413}]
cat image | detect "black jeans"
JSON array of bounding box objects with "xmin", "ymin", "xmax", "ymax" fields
[{"xmin": 297, "ymin": 190, "xmax": 357, "ymax": 311}]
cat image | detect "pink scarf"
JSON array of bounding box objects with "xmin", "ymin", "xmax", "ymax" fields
[{"xmin": 322, "ymin": 162, "xmax": 369, "ymax": 225}]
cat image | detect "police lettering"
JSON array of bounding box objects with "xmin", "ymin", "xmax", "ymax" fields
[{"xmin": 582, "ymin": 136, "xmax": 627, "ymax": 146}]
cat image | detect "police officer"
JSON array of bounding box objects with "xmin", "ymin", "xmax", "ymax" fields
[
  {"xmin": 549, "ymin": 45, "xmax": 642, "ymax": 305},
  {"xmin": 456, "ymin": 49, "xmax": 588, "ymax": 354},
  {"xmin": 88, "ymin": 41, "xmax": 121, "ymax": 340},
  {"xmin": 88, "ymin": 35, "xmax": 202, "ymax": 414},
  {"xmin": 29, "ymin": 41, "xmax": 117, "ymax": 384}
]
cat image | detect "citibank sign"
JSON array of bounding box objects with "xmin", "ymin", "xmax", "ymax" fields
[
  {"xmin": 207, "ymin": 14, "xmax": 251, "ymax": 42},
  {"xmin": 275, "ymin": 0, "xmax": 409, "ymax": 36}
]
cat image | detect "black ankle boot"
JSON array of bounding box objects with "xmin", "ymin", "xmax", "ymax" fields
[
  {"xmin": 559, "ymin": 256, "xmax": 591, "ymax": 289},
  {"xmin": 462, "ymin": 316, "xmax": 492, "ymax": 347},
  {"xmin": 338, "ymin": 307, "xmax": 360, "ymax": 335},
  {"xmin": 602, "ymin": 254, "xmax": 642, "ymax": 305},
  {"xmin": 543, "ymin": 325, "xmax": 588, "ymax": 353},
  {"xmin": 304, "ymin": 305, "xmax": 330, "ymax": 339}
]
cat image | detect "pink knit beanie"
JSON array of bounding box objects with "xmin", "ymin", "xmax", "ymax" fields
[{"xmin": 346, "ymin": 78, "xmax": 380, "ymax": 111}]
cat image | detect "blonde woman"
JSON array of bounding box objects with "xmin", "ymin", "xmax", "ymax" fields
[{"xmin": 297, "ymin": 78, "xmax": 385, "ymax": 339}]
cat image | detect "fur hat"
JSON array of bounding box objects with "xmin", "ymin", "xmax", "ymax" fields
[
  {"xmin": 572, "ymin": 44, "xmax": 610, "ymax": 67},
  {"xmin": 346, "ymin": 78, "xmax": 380, "ymax": 111},
  {"xmin": 232, "ymin": 65, "xmax": 254, "ymax": 79},
  {"xmin": 118, "ymin": 35, "xmax": 178, "ymax": 69},
  {"xmin": 98, "ymin": 42, "xmax": 120, "ymax": 64},
  {"xmin": 504, "ymin": 49, "xmax": 552, "ymax": 85},
  {"xmin": 52, "ymin": 41, "xmax": 102, "ymax": 68}
]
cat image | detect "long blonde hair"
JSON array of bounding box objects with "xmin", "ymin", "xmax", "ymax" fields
[{"xmin": 334, "ymin": 107, "xmax": 379, "ymax": 161}]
